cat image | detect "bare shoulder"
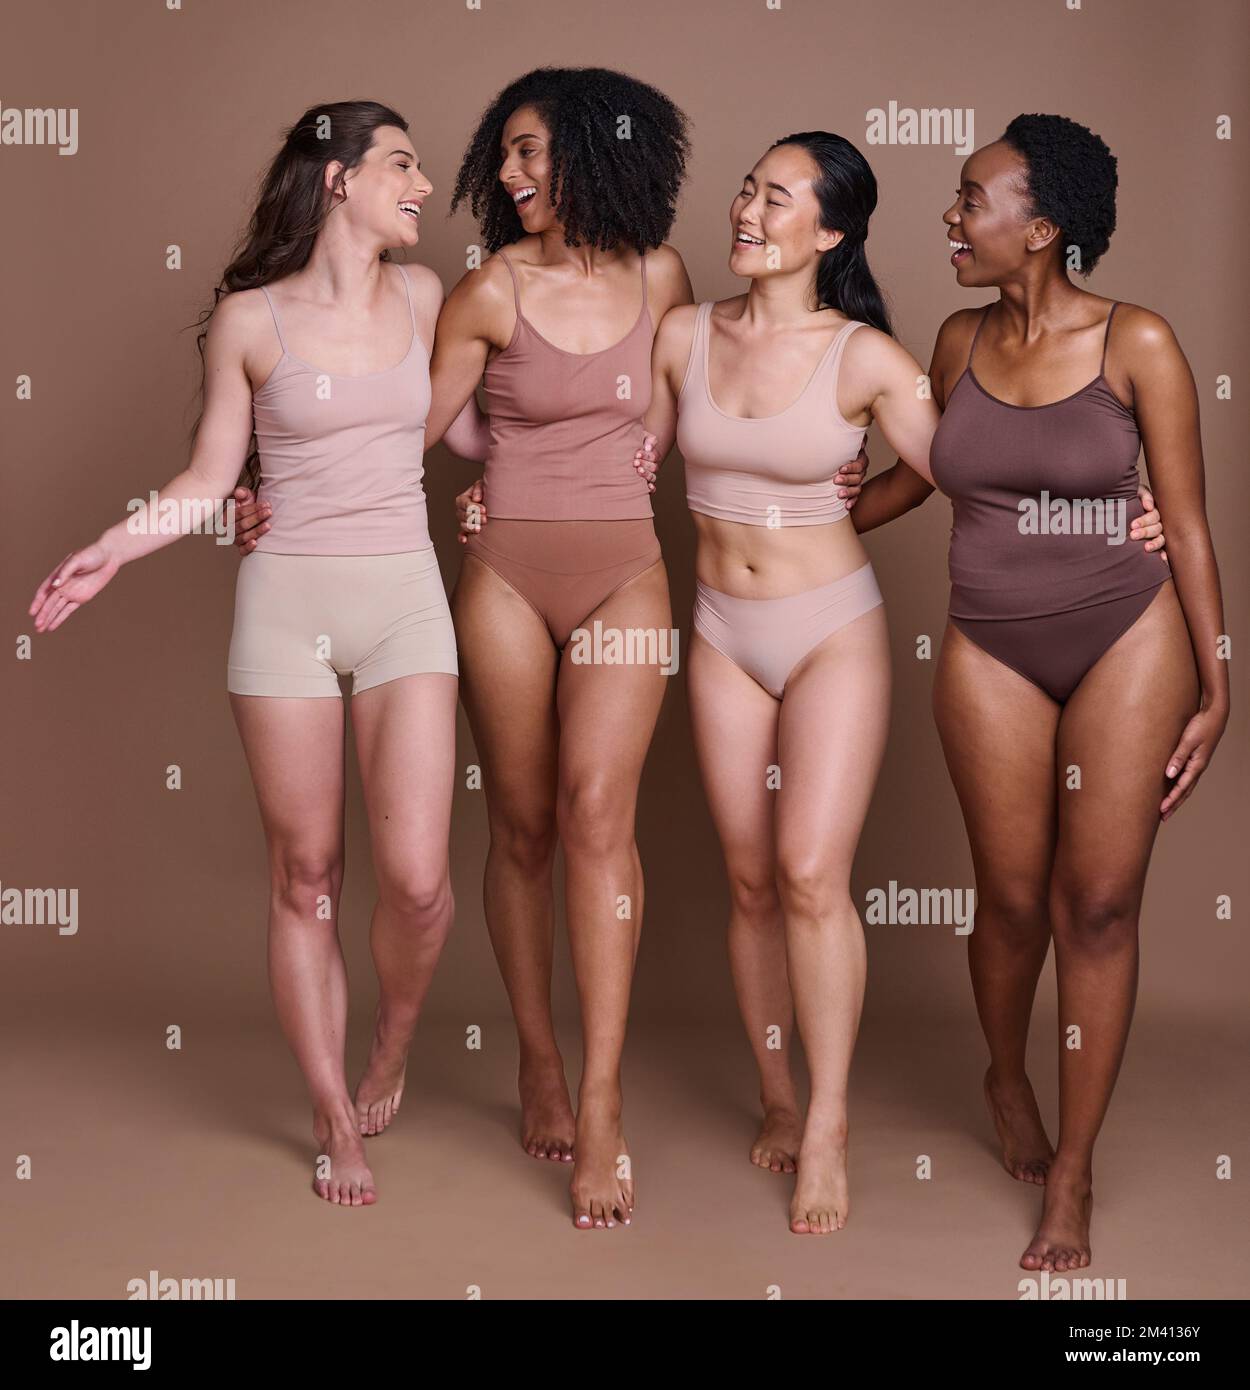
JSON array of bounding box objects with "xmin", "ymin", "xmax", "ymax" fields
[
  {"xmin": 1108, "ymin": 300, "xmax": 1182, "ymax": 354},
  {"xmin": 204, "ymin": 285, "xmax": 271, "ymax": 352},
  {"xmin": 934, "ymin": 304, "xmax": 991, "ymax": 355},
  {"xmin": 394, "ymin": 258, "xmax": 443, "ymax": 306},
  {"xmin": 643, "ymin": 240, "xmax": 688, "ymax": 287}
]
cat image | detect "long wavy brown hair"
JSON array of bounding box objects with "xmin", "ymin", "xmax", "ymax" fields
[{"xmin": 189, "ymin": 100, "xmax": 409, "ymax": 490}]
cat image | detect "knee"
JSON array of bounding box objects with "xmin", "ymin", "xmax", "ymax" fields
[
  {"xmin": 727, "ymin": 867, "xmax": 783, "ymax": 925},
  {"xmin": 976, "ymin": 890, "xmax": 1050, "ymax": 946},
  {"xmin": 491, "ymin": 807, "xmax": 557, "ymax": 874},
  {"xmin": 1051, "ymin": 880, "xmax": 1139, "ymax": 952},
  {"xmin": 557, "ymin": 782, "xmax": 631, "ymax": 858},
  {"xmin": 776, "ymin": 856, "xmax": 848, "ymax": 924},
  {"xmin": 378, "ymin": 866, "xmax": 453, "ymax": 928},
  {"xmin": 271, "ymin": 849, "xmax": 342, "ymax": 920}
]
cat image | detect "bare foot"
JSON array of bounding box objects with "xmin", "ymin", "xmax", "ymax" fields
[
  {"xmin": 789, "ymin": 1120, "xmax": 849, "ymax": 1234},
  {"xmin": 1020, "ymin": 1164, "xmax": 1093, "ymax": 1271},
  {"xmin": 570, "ymin": 1093, "xmax": 632, "ymax": 1229},
  {"xmin": 520, "ymin": 1057, "xmax": 576, "ymax": 1162},
  {"xmin": 312, "ymin": 1107, "xmax": 378, "ymax": 1206},
  {"xmin": 984, "ymin": 1067, "xmax": 1054, "ymax": 1185},
  {"xmin": 750, "ymin": 1105, "xmax": 802, "ymax": 1174},
  {"xmin": 354, "ymin": 1009, "xmax": 409, "ymax": 1137}
]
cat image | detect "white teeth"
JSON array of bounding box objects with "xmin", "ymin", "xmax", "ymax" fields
[
  {"xmin": 948, "ymin": 238, "xmax": 970, "ymax": 250},
  {"xmin": 399, "ymin": 202, "xmax": 420, "ymax": 219},
  {"xmin": 735, "ymin": 232, "xmax": 764, "ymax": 245},
  {"xmin": 513, "ymin": 187, "xmax": 537, "ymax": 205}
]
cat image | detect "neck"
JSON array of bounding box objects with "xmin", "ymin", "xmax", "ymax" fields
[
  {"xmin": 992, "ymin": 266, "xmax": 1083, "ymax": 337},
  {"xmin": 742, "ymin": 266, "xmax": 827, "ymax": 327},
  {"xmin": 298, "ymin": 220, "xmax": 390, "ymax": 305}
]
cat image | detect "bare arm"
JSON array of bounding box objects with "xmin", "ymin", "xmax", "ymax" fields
[
  {"xmin": 424, "ymin": 259, "xmax": 511, "ymax": 451},
  {"xmin": 1122, "ymin": 307, "xmax": 1229, "ymax": 816},
  {"xmin": 30, "ymin": 294, "xmax": 256, "ymax": 631}
]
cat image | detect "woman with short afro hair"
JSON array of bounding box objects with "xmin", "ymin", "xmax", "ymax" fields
[{"xmin": 919, "ymin": 113, "xmax": 1226, "ymax": 1271}]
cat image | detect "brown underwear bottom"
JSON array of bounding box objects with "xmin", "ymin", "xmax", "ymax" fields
[
  {"xmin": 463, "ymin": 519, "xmax": 662, "ymax": 648},
  {"xmin": 950, "ymin": 580, "xmax": 1167, "ymax": 703}
]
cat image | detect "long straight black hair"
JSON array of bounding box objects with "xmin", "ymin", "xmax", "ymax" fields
[{"xmin": 770, "ymin": 131, "xmax": 893, "ymax": 335}]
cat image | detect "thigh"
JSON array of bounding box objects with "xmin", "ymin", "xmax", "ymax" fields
[
  {"xmin": 1054, "ymin": 582, "xmax": 1199, "ymax": 898},
  {"xmin": 229, "ymin": 694, "xmax": 347, "ymax": 858},
  {"xmin": 687, "ymin": 629, "xmax": 781, "ymax": 882},
  {"xmin": 932, "ymin": 621, "xmax": 1060, "ymax": 902},
  {"xmin": 452, "ymin": 554, "xmax": 560, "ymax": 826},
  {"xmin": 775, "ymin": 605, "xmax": 891, "ymax": 872},
  {"xmin": 351, "ymin": 674, "xmax": 459, "ymax": 881},
  {"xmin": 556, "ymin": 559, "xmax": 672, "ymax": 796}
]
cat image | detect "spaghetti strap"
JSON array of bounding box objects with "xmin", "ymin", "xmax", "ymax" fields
[
  {"xmin": 965, "ymin": 304, "xmax": 992, "ymax": 375},
  {"xmin": 258, "ymin": 283, "xmax": 288, "ymax": 354},
  {"xmin": 1100, "ymin": 302, "xmax": 1120, "ymax": 375},
  {"xmin": 495, "ymin": 248, "xmax": 522, "ymax": 312},
  {"xmin": 393, "ymin": 261, "xmax": 417, "ymax": 332}
]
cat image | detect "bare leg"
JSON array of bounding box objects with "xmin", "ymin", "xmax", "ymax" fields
[
  {"xmin": 230, "ymin": 694, "xmax": 376, "ymax": 1206},
  {"xmin": 687, "ymin": 632, "xmax": 800, "ymax": 1173},
  {"xmin": 776, "ymin": 605, "xmax": 891, "ymax": 1234},
  {"xmin": 350, "ymin": 673, "xmax": 458, "ymax": 1136},
  {"xmin": 451, "ymin": 558, "xmax": 571, "ymax": 1160},
  {"xmin": 933, "ymin": 623, "xmax": 1059, "ymax": 1186},
  {"xmin": 1025, "ymin": 583, "xmax": 1198, "ymax": 1271},
  {"xmin": 557, "ymin": 560, "xmax": 671, "ymax": 1229}
]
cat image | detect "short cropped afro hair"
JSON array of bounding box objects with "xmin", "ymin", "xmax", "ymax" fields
[
  {"xmin": 1001, "ymin": 113, "xmax": 1118, "ymax": 274},
  {"xmin": 450, "ymin": 66, "xmax": 691, "ymax": 253}
]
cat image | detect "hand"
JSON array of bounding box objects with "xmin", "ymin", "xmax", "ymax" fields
[
  {"xmin": 1130, "ymin": 482, "xmax": 1166, "ymax": 562},
  {"xmin": 232, "ymin": 486, "xmax": 271, "ymax": 555},
  {"xmin": 633, "ymin": 434, "xmax": 658, "ymax": 493},
  {"xmin": 457, "ymin": 480, "xmax": 486, "ymax": 544},
  {"xmin": 1160, "ymin": 703, "xmax": 1226, "ymax": 821},
  {"xmin": 29, "ymin": 541, "xmax": 121, "ymax": 633},
  {"xmin": 836, "ymin": 441, "xmax": 869, "ymax": 508}
]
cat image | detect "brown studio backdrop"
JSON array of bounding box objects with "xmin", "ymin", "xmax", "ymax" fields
[{"xmin": 3, "ymin": 0, "xmax": 1246, "ymax": 1048}]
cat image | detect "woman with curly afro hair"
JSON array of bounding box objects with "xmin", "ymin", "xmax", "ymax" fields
[
  {"xmin": 853, "ymin": 113, "xmax": 1227, "ymax": 1270},
  {"xmin": 437, "ymin": 66, "xmax": 698, "ymax": 1232}
]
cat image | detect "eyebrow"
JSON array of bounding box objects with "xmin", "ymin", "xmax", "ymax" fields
[
  {"xmin": 743, "ymin": 173, "xmax": 793, "ymax": 197},
  {"xmin": 961, "ymin": 179, "xmax": 987, "ymax": 195},
  {"xmin": 389, "ymin": 150, "xmax": 417, "ymax": 162},
  {"xmin": 502, "ymin": 133, "xmax": 542, "ymax": 149}
]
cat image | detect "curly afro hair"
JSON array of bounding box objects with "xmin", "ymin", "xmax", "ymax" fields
[
  {"xmin": 450, "ymin": 67, "xmax": 691, "ymax": 253},
  {"xmin": 1001, "ymin": 113, "xmax": 1118, "ymax": 275}
]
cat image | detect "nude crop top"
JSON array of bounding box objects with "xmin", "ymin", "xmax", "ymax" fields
[
  {"xmin": 251, "ymin": 262, "xmax": 433, "ymax": 555},
  {"xmin": 480, "ymin": 249, "xmax": 655, "ymax": 522},
  {"xmin": 677, "ymin": 300, "xmax": 868, "ymax": 526}
]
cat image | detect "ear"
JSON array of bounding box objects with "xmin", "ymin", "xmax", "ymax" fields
[
  {"xmin": 817, "ymin": 227, "xmax": 845, "ymax": 255},
  {"xmin": 1025, "ymin": 215, "xmax": 1063, "ymax": 255},
  {"xmin": 323, "ymin": 160, "xmax": 347, "ymax": 200}
]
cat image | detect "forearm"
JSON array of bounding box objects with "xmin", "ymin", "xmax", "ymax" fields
[
  {"xmin": 850, "ymin": 460, "xmax": 935, "ymax": 534},
  {"xmin": 97, "ymin": 465, "xmax": 235, "ymax": 566},
  {"xmin": 1162, "ymin": 524, "xmax": 1230, "ymax": 711}
]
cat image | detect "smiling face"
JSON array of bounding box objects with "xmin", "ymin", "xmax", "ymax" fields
[
  {"xmin": 943, "ymin": 140, "xmax": 1059, "ymax": 286},
  {"xmin": 728, "ymin": 143, "xmax": 841, "ymax": 281},
  {"xmin": 333, "ymin": 123, "xmax": 432, "ymax": 249},
  {"xmin": 498, "ymin": 104, "xmax": 560, "ymax": 232}
]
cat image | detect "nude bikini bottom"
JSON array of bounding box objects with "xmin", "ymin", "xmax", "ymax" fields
[
  {"xmin": 692, "ymin": 561, "xmax": 884, "ymax": 699},
  {"xmin": 463, "ymin": 519, "xmax": 662, "ymax": 648}
]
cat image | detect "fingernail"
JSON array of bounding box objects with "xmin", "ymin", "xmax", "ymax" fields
[{"xmin": 1166, "ymin": 765, "xmax": 1176, "ymax": 777}]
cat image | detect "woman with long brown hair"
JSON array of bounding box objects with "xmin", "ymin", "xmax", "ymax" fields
[{"xmin": 29, "ymin": 100, "xmax": 485, "ymax": 1207}]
